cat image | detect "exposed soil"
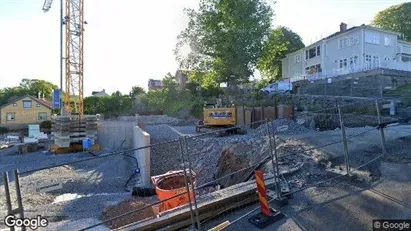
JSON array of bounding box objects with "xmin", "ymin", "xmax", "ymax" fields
[{"xmin": 102, "ymin": 198, "xmax": 156, "ymax": 229}]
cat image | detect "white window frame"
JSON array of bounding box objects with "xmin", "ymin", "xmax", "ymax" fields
[
  {"xmin": 38, "ymin": 112, "xmax": 47, "ymax": 120},
  {"xmin": 295, "ymin": 54, "xmax": 301, "ymax": 63},
  {"xmin": 384, "ymin": 36, "xmax": 391, "ymax": 46},
  {"xmin": 350, "ymin": 55, "xmax": 359, "ymax": 67},
  {"xmin": 23, "ymin": 100, "xmax": 32, "ymax": 108},
  {"xmin": 339, "ymin": 58, "xmax": 348, "ymax": 69},
  {"xmin": 349, "ymin": 34, "xmax": 359, "ymax": 45},
  {"xmin": 373, "ymin": 55, "xmax": 380, "ymax": 68},
  {"xmin": 365, "ymin": 31, "xmax": 380, "ymax": 45},
  {"xmin": 6, "ymin": 112, "xmax": 16, "ymax": 121}
]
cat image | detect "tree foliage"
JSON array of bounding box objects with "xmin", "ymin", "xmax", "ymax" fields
[
  {"xmin": 130, "ymin": 86, "xmax": 146, "ymax": 97},
  {"xmin": 0, "ymin": 79, "xmax": 58, "ymax": 106},
  {"xmin": 175, "ymin": 0, "xmax": 273, "ymax": 86},
  {"xmin": 83, "ymin": 95, "xmax": 133, "ymax": 117},
  {"xmin": 257, "ymin": 26, "xmax": 305, "ymax": 81},
  {"xmin": 372, "ymin": 2, "xmax": 411, "ymax": 42}
]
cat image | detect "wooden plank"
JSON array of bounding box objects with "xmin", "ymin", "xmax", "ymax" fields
[
  {"xmin": 122, "ymin": 178, "xmax": 276, "ymax": 231},
  {"xmin": 165, "ymin": 196, "xmax": 256, "ymax": 231}
]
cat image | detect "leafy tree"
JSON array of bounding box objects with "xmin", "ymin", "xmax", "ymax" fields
[
  {"xmin": 372, "ymin": 2, "xmax": 411, "ymax": 42},
  {"xmin": 19, "ymin": 79, "xmax": 58, "ymax": 99},
  {"xmin": 130, "ymin": 86, "xmax": 146, "ymax": 97},
  {"xmin": 0, "ymin": 79, "xmax": 58, "ymax": 106},
  {"xmin": 161, "ymin": 72, "xmax": 178, "ymax": 90},
  {"xmin": 175, "ymin": 0, "xmax": 273, "ymax": 87},
  {"xmin": 257, "ymin": 26, "xmax": 305, "ymax": 81}
]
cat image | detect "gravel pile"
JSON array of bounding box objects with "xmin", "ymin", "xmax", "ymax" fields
[
  {"xmin": 138, "ymin": 115, "xmax": 182, "ymax": 125},
  {"xmin": 256, "ymin": 118, "xmax": 315, "ymax": 136},
  {"xmin": 145, "ymin": 124, "xmax": 182, "ymax": 142}
]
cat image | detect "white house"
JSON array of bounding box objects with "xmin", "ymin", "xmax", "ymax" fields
[{"xmin": 282, "ymin": 23, "xmax": 411, "ymax": 81}]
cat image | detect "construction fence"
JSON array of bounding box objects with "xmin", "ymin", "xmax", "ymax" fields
[{"xmin": 1, "ymin": 98, "xmax": 410, "ymax": 230}]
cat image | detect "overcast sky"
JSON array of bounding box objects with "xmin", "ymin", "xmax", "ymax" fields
[{"xmin": 0, "ymin": 0, "xmax": 407, "ymax": 96}]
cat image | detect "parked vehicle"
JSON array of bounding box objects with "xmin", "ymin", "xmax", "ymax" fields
[{"xmin": 259, "ymin": 81, "xmax": 293, "ymax": 94}]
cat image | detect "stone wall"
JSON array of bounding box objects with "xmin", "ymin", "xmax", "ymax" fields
[
  {"xmin": 293, "ymin": 68, "xmax": 411, "ymax": 97},
  {"xmin": 274, "ymin": 94, "xmax": 376, "ymax": 113}
]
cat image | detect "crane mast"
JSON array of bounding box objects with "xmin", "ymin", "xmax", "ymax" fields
[
  {"xmin": 43, "ymin": 0, "xmax": 85, "ymax": 116},
  {"xmin": 65, "ymin": 0, "xmax": 84, "ymax": 116}
]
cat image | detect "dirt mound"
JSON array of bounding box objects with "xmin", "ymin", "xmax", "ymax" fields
[
  {"xmin": 102, "ymin": 198, "xmax": 156, "ymax": 229},
  {"xmin": 214, "ymin": 147, "xmax": 252, "ymax": 188}
]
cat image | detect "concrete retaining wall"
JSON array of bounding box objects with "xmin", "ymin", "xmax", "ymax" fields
[
  {"xmin": 96, "ymin": 121, "xmax": 135, "ymax": 149},
  {"xmin": 132, "ymin": 126, "xmax": 151, "ymax": 187}
]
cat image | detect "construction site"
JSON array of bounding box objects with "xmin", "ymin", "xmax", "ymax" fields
[
  {"xmin": 1, "ymin": 0, "xmax": 411, "ymax": 231},
  {"xmin": 1, "ymin": 95, "xmax": 411, "ymax": 230}
]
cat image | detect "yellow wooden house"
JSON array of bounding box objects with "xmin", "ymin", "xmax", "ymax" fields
[{"xmin": 0, "ymin": 95, "xmax": 53, "ymax": 129}]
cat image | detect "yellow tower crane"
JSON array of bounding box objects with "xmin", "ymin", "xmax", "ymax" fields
[{"xmin": 42, "ymin": 0, "xmax": 86, "ymax": 116}]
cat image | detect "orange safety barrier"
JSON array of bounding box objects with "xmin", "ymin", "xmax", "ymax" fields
[
  {"xmin": 255, "ymin": 170, "xmax": 271, "ymax": 216},
  {"xmin": 151, "ymin": 169, "xmax": 197, "ymax": 212}
]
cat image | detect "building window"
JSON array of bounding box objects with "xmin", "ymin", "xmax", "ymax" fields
[
  {"xmin": 295, "ymin": 55, "xmax": 301, "ymax": 63},
  {"xmin": 13, "ymin": 103, "xmax": 17, "ymax": 107},
  {"xmin": 305, "ymin": 64, "xmax": 321, "ymax": 75},
  {"xmin": 349, "ymin": 34, "xmax": 359, "ymax": 45},
  {"xmin": 306, "ymin": 46, "xmax": 321, "ymax": 59},
  {"xmin": 373, "ymin": 55, "xmax": 380, "ymax": 67},
  {"xmin": 36, "ymin": 103, "xmax": 41, "ymax": 107},
  {"xmin": 6, "ymin": 112, "xmax": 16, "ymax": 121},
  {"xmin": 384, "ymin": 36, "xmax": 391, "ymax": 46},
  {"xmin": 23, "ymin": 100, "xmax": 32, "ymax": 108},
  {"xmin": 350, "ymin": 56, "xmax": 358, "ymax": 67},
  {"xmin": 339, "ymin": 38, "xmax": 348, "ymax": 49},
  {"xmin": 365, "ymin": 31, "xmax": 380, "ymax": 45},
  {"xmin": 365, "ymin": 55, "xmax": 372, "ymax": 62},
  {"xmin": 38, "ymin": 112, "xmax": 47, "ymax": 120},
  {"xmin": 339, "ymin": 59, "xmax": 348, "ymax": 68}
]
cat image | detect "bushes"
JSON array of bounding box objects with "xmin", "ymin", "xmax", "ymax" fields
[
  {"xmin": 40, "ymin": 120, "xmax": 52, "ymax": 129},
  {"xmin": 0, "ymin": 126, "xmax": 8, "ymax": 134}
]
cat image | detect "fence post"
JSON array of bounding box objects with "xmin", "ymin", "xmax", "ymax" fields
[
  {"xmin": 375, "ymin": 99, "xmax": 388, "ymax": 159},
  {"xmin": 182, "ymin": 136, "xmax": 201, "ymax": 231},
  {"xmin": 14, "ymin": 170, "xmax": 26, "ymax": 231},
  {"xmin": 265, "ymin": 119, "xmax": 281, "ymax": 200},
  {"xmin": 3, "ymin": 172, "xmax": 15, "ymax": 231},
  {"xmin": 178, "ymin": 137, "xmax": 196, "ymax": 230},
  {"xmin": 338, "ymin": 106, "xmax": 350, "ymax": 176}
]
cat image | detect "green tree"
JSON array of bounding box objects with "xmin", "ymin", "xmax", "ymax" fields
[
  {"xmin": 0, "ymin": 79, "xmax": 58, "ymax": 106},
  {"xmin": 19, "ymin": 79, "xmax": 58, "ymax": 99},
  {"xmin": 130, "ymin": 86, "xmax": 146, "ymax": 97},
  {"xmin": 175, "ymin": 0, "xmax": 273, "ymax": 87},
  {"xmin": 372, "ymin": 2, "xmax": 411, "ymax": 42},
  {"xmin": 257, "ymin": 26, "xmax": 305, "ymax": 81}
]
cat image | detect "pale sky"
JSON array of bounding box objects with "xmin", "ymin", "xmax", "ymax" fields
[{"xmin": 0, "ymin": 0, "xmax": 407, "ymax": 96}]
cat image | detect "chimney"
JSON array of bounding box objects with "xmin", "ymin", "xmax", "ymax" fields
[
  {"xmin": 340, "ymin": 22, "xmax": 347, "ymax": 32},
  {"xmin": 102, "ymin": 89, "xmax": 105, "ymax": 93}
]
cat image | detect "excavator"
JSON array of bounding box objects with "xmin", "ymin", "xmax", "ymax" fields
[{"xmin": 195, "ymin": 99, "xmax": 247, "ymax": 137}]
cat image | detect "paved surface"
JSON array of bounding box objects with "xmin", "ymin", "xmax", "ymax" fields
[{"xmin": 200, "ymin": 161, "xmax": 411, "ymax": 231}]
